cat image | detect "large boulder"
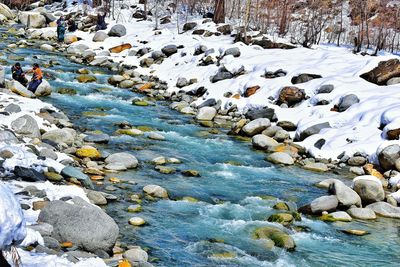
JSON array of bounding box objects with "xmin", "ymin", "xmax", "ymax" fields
[
  {"xmin": 11, "ymin": 115, "xmax": 40, "ymax": 138},
  {"xmin": 35, "ymin": 79, "xmax": 52, "ymax": 96},
  {"xmin": 366, "ymin": 201, "xmax": 400, "ymax": 218},
  {"xmin": 19, "ymin": 12, "xmax": 46, "ymax": 28},
  {"xmin": 245, "ymin": 107, "xmax": 275, "ymax": 121},
  {"xmin": 378, "ymin": 144, "xmax": 400, "ymax": 170},
  {"xmin": 329, "ymin": 180, "xmax": 361, "ymax": 208},
  {"xmin": 337, "ymin": 94, "xmax": 359, "ymax": 112},
  {"xmin": 291, "ymin": 73, "xmax": 322, "ymax": 84},
  {"xmin": 360, "ymin": 59, "xmax": 400, "ymax": 85},
  {"xmin": 252, "ymin": 134, "xmax": 279, "ymax": 150},
  {"xmin": 42, "ymin": 128, "xmax": 76, "ymax": 145},
  {"xmin": 108, "ymin": 24, "xmax": 126, "ymax": 37},
  {"xmin": 266, "ymin": 152, "xmax": 294, "ymax": 165},
  {"xmin": 241, "ymin": 118, "xmax": 271, "ymax": 136},
  {"xmin": 38, "ymin": 197, "xmax": 119, "ymax": 253},
  {"xmin": 0, "ymin": 3, "xmax": 14, "ymax": 19},
  {"xmin": 105, "ymin": 152, "xmax": 138, "ymax": 169},
  {"xmin": 295, "ymin": 122, "xmax": 331, "ymax": 141},
  {"xmin": 277, "ymin": 86, "xmax": 306, "ymax": 107},
  {"xmin": 310, "ymin": 195, "xmax": 338, "ymax": 214},
  {"xmin": 6, "ymin": 80, "xmax": 34, "ymax": 98},
  {"xmin": 196, "ymin": 107, "xmax": 217, "ymax": 121},
  {"xmin": 352, "ymin": 176, "xmax": 385, "ymax": 204},
  {"xmin": 93, "ymin": 31, "xmax": 108, "ymax": 42}
]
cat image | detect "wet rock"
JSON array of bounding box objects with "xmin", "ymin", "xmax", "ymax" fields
[
  {"xmin": 360, "ymin": 59, "xmax": 400, "ymax": 85},
  {"xmin": 143, "ymin": 184, "xmax": 168, "ymax": 199},
  {"xmin": 347, "ymin": 207, "xmax": 376, "ymax": 220},
  {"xmin": 242, "ymin": 118, "xmax": 271, "ymax": 136},
  {"xmin": 87, "ymin": 190, "xmax": 107, "ymax": 205},
  {"xmin": 310, "ymin": 195, "xmax": 338, "ymax": 214},
  {"xmin": 291, "ymin": 73, "xmax": 322, "ymax": 84},
  {"xmin": 267, "ymin": 213, "xmax": 294, "ymax": 225},
  {"xmin": 127, "ymin": 205, "xmax": 142, "ymax": 213},
  {"xmin": 44, "ymin": 172, "xmax": 63, "ymax": 182},
  {"xmin": 77, "ymin": 74, "xmax": 97, "ymax": 83},
  {"xmin": 182, "ymin": 170, "xmax": 200, "ymax": 177},
  {"xmin": 321, "ymin": 211, "xmax": 352, "ymax": 222},
  {"xmin": 105, "ymin": 152, "xmax": 138, "ymax": 169},
  {"xmin": 83, "ymin": 133, "xmax": 110, "ymax": 144},
  {"xmin": 252, "ymin": 134, "xmax": 279, "ymax": 150},
  {"xmin": 11, "ymin": 114, "xmax": 40, "ymax": 138},
  {"xmin": 366, "ymin": 201, "xmax": 400, "ymax": 218},
  {"xmin": 330, "ymin": 180, "xmax": 361, "ymax": 208},
  {"xmin": 341, "ymin": 229, "xmax": 369, "ymax": 236},
  {"xmin": 128, "ymin": 217, "xmax": 146, "ymax": 226},
  {"xmin": 378, "ymin": 144, "xmax": 400, "ymax": 170},
  {"xmin": 252, "ymin": 226, "xmax": 295, "ymax": 251},
  {"xmin": 277, "ymin": 86, "xmax": 306, "ymax": 107},
  {"xmin": 108, "ymin": 24, "xmax": 126, "ymax": 37},
  {"xmin": 14, "ymin": 166, "xmax": 46, "ymax": 182},
  {"xmin": 183, "ymin": 22, "xmax": 197, "ymax": 31},
  {"xmin": 273, "ymin": 202, "xmax": 290, "ymax": 211},
  {"xmin": 266, "ymin": 152, "xmax": 294, "ymax": 165},
  {"xmin": 337, "ymin": 94, "xmax": 359, "ymax": 112},
  {"xmin": 352, "ymin": 176, "xmax": 384, "ymax": 204},
  {"xmin": 295, "ymin": 122, "xmax": 331, "ymax": 141},
  {"xmin": 38, "ymin": 197, "xmax": 119, "ymax": 253},
  {"xmin": 155, "ymin": 165, "xmax": 175, "ymax": 174},
  {"xmin": 93, "ymin": 31, "xmax": 108, "ymax": 42},
  {"xmin": 124, "ymin": 246, "xmax": 148, "ymax": 263},
  {"xmin": 161, "ymin": 45, "xmax": 178, "ymax": 57},
  {"xmin": 196, "ymin": 107, "xmax": 217, "ymax": 121},
  {"xmin": 61, "ymin": 166, "xmax": 93, "ymax": 189},
  {"xmin": 58, "ymin": 88, "xmax": 77, "ymax": 95}
]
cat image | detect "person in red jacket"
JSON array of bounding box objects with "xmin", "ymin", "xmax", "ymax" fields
[{"xmin": 26, "ymin": 63, "xmax": 43, "ymax": 93}]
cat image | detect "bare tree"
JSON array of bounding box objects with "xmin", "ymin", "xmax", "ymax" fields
[{"xmin": 213, "ymin": 0, "xmax": 225, "ymax": 23}]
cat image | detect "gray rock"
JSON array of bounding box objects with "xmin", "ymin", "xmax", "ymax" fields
[
  {"xmin": 105, "ymin": 152, "xmax": 138, "ymax": 169},
  {"xmin": 338, "ymin": 94, "xmax": 359, "ymax": 112},
  {"xmin": 353, "ymin": 176, "xmax": 384, "ymax": 204},
  {"xmin": 176, "ymin": 77, "xmax": 189, "ymax": 88},
  {"xmin": 61, "ymin": 166, "xmax": 93, "ymax": 189},
  {"xmin": 108, "ymin": 24, "xmax": 126, "ymax": 37},
  {"xmin": 329, "ymin": 180, "xmax": 361, "ymax": 208},
  {"xmin": 310, "ymin": 195, "xmax": 338, "ymax": 214},
  {"xmin": 317, "ymin": 84, "xmax": 334, "ymax": 94},
  {"xmin": 252, "ymin": 134, "xmax": 279, "ymax": 149},
  {"xmin": 276, "ymin": 121, "xmax": 297, "ymax": 131},
  {"xmin": 87, "ymin": 190, "xmax": 107, "ymax": 205},
  {"xmin": 196, "ymin": 107, "xmax": 217, "ymax": 121},
  {"xmin": 262, "ymin": 126, "xmax": 282, "ymax": 137},
  {"xmin": 329, "ymin": 211, "xmax": 352, "ymax": 222},
  {"xmin": 347, "ymin": 156, "xmax": 367, "ymax": 166},
  {"xmin": 83, "ymin": 133, "xmax": 110, "ymax": 144},
  {"xmin": 35, "ymin": 80, "xmax": 52, "ymax": 97},
  {"xmin": 42, "ymin": 128, "xmax": 75, "ymax": 145},
  {"xmin": 67, "ymin": 43, "xmax": 89, "ymax": 54},
  {"xmin": 4, "ymin": 103, "xmax": 21, "ymax": 113},
  {"xmin": 296, "ymin": 122, "xmax": 331, "ymax": 141},
  {"xmin": 366, "ymin": 201, "xmax": 400, "ymax": 218},
  {"xmin": 387, "ymin": 77, "xmax": 400, "ymax": 85},
  {"xmin": 224, "ymin": 47, "xmax": 241, "ymax": 57},
  {"xmin": 291, "ymin": 73, "xmax": 322, "ymax": 84},
  {"xmin": 151, "ymin": 51, "xmax": 165, "ymax": 60},
  {"xmin": 349, "ymin": 167, "xmax": 365, "ymax": 176},
  {"xmin": 35, "ymin": 244, "xmax": 57, "ymax": 255},
  {"xmin": 183, "ymin": 22, "xmax": 197, "ymax": 31},
  {"xmin": 378, "ymin": 144, "xmax": 400, "ymax": 170},
  {"xmin": 143, "ymin": 184, "xmax": 168, "ymax": 198},
  {"xmin": 211, "ymin": 70, "xmax": 233, "ymax": 83},
  {"xmin": 124, "ymin": 246, "xmax": 148, "ymax": 263},
  {"xmin": 347, "ymin": 207, "xmax": 376, "ymax": 220},
  {"xmin": 242, "ymin": 118, "xmax": 271, "ymax": 136},
  {"xmin": 161, "ymin": 45, "xmax": 178, "ymax": 57},
  {"xmin": 39, "ymin": 148, "xmax": 57, "ymax": 160},
  {"xmin": 198, "ymin": 98, "xmax": 217, "ymax": 109},
  {"xmin": 274, "ymin": 129, "xmax": 290, "ymax": 142},
  {"xmin": 92, "ymin": 31, "xmax": 108, "ymax": 42},
  {"xmin": 38, "ymin": 197, "xmax": 119, "ymax": 253},
  {"xmin": 43, "ymin": 236, "xmax": 61, "ymax": 250},
  {"xmin": 27, "ymin": 223, "xmax": 53, "ymax": 236},
  {"xmin": 11, "ymin": 115, "xmax": 40, "ymax": 138},
  {"xmin": 266, "ymin": 152, "xmax": 294, "ymax": 165}
]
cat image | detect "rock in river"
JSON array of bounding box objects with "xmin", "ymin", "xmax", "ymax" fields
[
  {"xmin": 143, "ymin": 184, "xmax": 168, "ymax": 199},
  {"xmin": 266, "ymin": 152, "xmax": 294, "ymax": 165},
  {"xmin": 252, "ymin": 226, "xmax": 295, "ymax": 251},
  {"xmin": 105, "ymin": 152, "xmax": 138, "ymax": 169},
  {"xmin": 38, "ymin": 197, "xmax": 119, "ymax": 253}
]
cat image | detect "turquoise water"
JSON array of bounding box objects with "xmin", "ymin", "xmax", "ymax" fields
[{"xmin": 2, "ymin": 33, "xmax": 400, "ymax": 266}]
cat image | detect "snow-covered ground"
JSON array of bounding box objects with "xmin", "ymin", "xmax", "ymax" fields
[{"xmin": 57, "ymin": 7, "xmax": 400, "ymax": 164}]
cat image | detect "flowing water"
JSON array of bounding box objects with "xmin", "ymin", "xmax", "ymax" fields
[{"xmin": 1, "ymin": 31, "xmax": 400, "ymax": 266}]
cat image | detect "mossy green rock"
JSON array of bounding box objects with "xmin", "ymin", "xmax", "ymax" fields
[
  {"xmin": 133, "ymin": 100, "xmax": 149, "ymax": 106},
  {"xmin": 273, "ymin": 202, "xmax": 290, "ymax": 211},
  {"xmin": 82, "ymin": 111, "xmax": 108, "ymax": 117},
  {"xmin": 267, "ymin": 213, "xmax": 294, "ymax": 225},
  {"xmin": 127, "ymin": 204, "xmax": 142, "ymax": 213},
  {"xmin": 58, "ymin": 88, "xmax": 77, "ymax": 95},
  {"xmin": 182, "ymin": 170, "xmax": 200, "ymax": 177},
  {"xmin": 155, "ymin": 166, "xmax": 176, "ymax": 174},
  {"xmin": 136, "ymin": 126, "xmax": 154, "ymax": 132},
  {"xmin": 253, "ymin": 226, "xmax": 296, "ymax": 251},
  {"xmin": 199, "ymin": 121, "xmax": 214, "ymax": 128},
  {"xmin": 77, "ymin": 75, "xmax": 97, "ymax": 83},
  {"xmin": 44, "ymin": 172, "xmax": 63, "ymax": 182}
]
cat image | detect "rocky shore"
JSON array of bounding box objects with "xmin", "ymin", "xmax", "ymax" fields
[{"xmin": 1, "ymin": 1, "xmax": 400, "ymax": 266}]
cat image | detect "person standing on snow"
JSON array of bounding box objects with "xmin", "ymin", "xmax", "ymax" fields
[
  {"xmin": 26, "ymin": 63, "xmax": 43, "ymax": 93},
  {"xmin": 56, "ymin": 16, "xmax": 66, "ymax": 42}
]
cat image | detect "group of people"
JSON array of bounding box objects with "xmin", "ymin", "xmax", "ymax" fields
[
  {"xmin": 56, "ymin": 15, "xmax": 77, "ymax": 42},
  {"xmin": 11, "ymin": 63, "xmax": 43, "ymax": 93}
]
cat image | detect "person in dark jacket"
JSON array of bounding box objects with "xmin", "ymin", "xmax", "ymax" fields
[
  {"xmin": 56, "ymin": 16, "xmax": 66, "ymax": 42},
  {"xmin": 11, "ymin": 62, "xmax": 28, "ymax": 87},
  {"xmin": 95, "ymin": 12, "xmax": 107, "ymax": 31},
  {"xmin": 26, "ymin": 63, "xmax": 43, "ymax": 93},
  {"xmin": 67, "ymin": 18, "xmax": 77, "ymax": 32}
]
